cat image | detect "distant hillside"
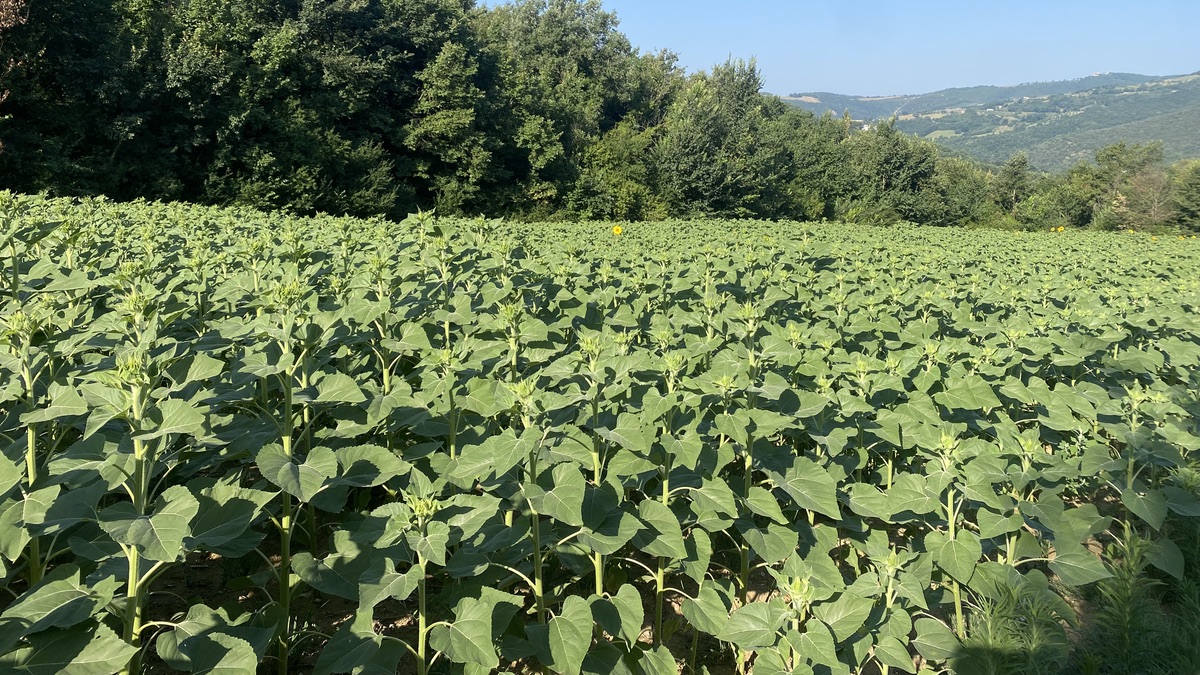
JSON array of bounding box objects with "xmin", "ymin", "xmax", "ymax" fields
[
  {"xmin": 782, "ymin": 72, "xmax": 1200, "ymax": 171},
  {"xmin": 782, "ymin": 73, "xmax": 1162, "ymax": 119}
]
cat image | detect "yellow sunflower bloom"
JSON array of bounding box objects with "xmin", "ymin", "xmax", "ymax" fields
[{"xmin": 612, "ymin": 225, "xmax": 623, "ymax": 236}]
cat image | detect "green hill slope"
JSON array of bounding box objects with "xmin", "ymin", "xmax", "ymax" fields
[
  {"xmin": 783, "ymin": 72, "xmax": 1200, "ymax": 171},
  {"xmin": 782, "ymin": 72, "xmax": 1161, "ymax": 118}
]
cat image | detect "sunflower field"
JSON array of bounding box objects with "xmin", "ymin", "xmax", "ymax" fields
[{"xmin": 1, "ymin": 192, "xmax": 1199, "ymax": 674}]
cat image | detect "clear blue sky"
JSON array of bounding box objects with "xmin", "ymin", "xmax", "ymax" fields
[{"xmin": 596, "ymin": 0, "xmax": 1200, "ymax": 95}]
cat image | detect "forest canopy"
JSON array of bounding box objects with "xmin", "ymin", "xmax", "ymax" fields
[{"xmin": 0, "ymin": 0, "xmax": 1197, "ymax": 231}]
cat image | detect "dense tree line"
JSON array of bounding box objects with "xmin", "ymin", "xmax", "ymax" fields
[{"xmin": 0, "ymin": 0, "xmax": 1197, "ymax": 230}]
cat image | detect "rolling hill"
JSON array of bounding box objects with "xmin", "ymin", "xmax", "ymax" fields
[{"xmin": 782, "ymin": 72, "xmax": 1200, "ymax": 171}]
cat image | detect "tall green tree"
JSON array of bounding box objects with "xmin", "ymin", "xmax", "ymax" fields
[
  {"xmin": 159, "ymin": 0, "xmax": 438, "ymax": 215},
  {"xmin": 655, "ymin": 58, "xmax": 786, "ymax": 218},
  {"xmin": 475, "ymin": 0, "xmax": 638, "ymax": 215},
  {"xmin": 0, "ymin": 0, "xmax": 144, "ymax": 196},
  {"xmin": 922, "ymin": 155, "xmax": 993, "ymax": 227},
  {"xmin": 1094, "ymin": 141, "xmax": 1164, "ymax": 196},
  {"xmin": 1086, "ymin": 141, "xmax": 1166, "ymax": 229},
  {"xmin": 404, "ymin": 39, "xmax": 495, "ymax": 213},
  {"xmin": 568, "ymin": 120, "xmax": 662, "ymax": 220},
  {"xmin": 1121, "ymin": 165, "xmax": 1174, "ymax": 229},
  {"xmin": 9, "ymin": 0, "xmax": 1178, "ymax": 232},
  {"xmin": 777, "ymin": 111, "xmax": 853, "ymax": 220},
  {"xmin": 0, "ymin": 0, "xmax": 26, "ymax": 94},
  {"xmin": 1172, "ymin": 160, "xmax": 1200, "ymax": 231},
  {"xmin": 843, "ymin": 118, "xmax": 938, "ymax": 223},
  {"xmin": 1015, "ymin": 177, "xmax": 1089, "ymax": 230},
  {"xmin": 992, "ymin": 151, "xmax": 1032, "ymax": 215}
]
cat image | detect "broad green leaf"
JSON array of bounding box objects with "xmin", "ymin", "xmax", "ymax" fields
[
  {"xmin": 1121, "ymin": 487, "xmax": 1167, "ymax": 530},
  {"xmin": 632, "ymin": 500, "xmax": 687, "ymax": 560},
  {"xmin": 461, "ymin": 378, "xmax": 514, "ymax": 417},
  {"xmin": 749, "ymin": 646, "xmax": 810, "ymax": 675},
  {"xmin": 774, "ymin": 458, "xmax": 840, "ymax": 520},
  {"xmin": 98, "ymin": 485, "xmax": 199, "ymax": 562},
  {"xmin": 681, "ymin": 528, "xmax": 713, "ymax": 585},
  {"xmin": 359, "ymin": 560, "xmax": 420, "ymax": 609},
  {"xmin": 256, "ymin": 445, "xmax": 337, "ymax": 503},
  {"xmin": 293, "ymin": 534, "xmax": 374, "ymax": 600},
  {"xmin": 19, "ymin": 384, "xmax": 88, "ymax": 425},
  {"xmin": 406, "ymin": 521, "xmax": 451, "ymax": 567},
  {"xmin": 1049, "ymin": 546, "xmax": 1110, "ymax": 586},
  {"xmin": 692, "ymin": 478, "xmax": 738, "ymax": 518},
  {"xmin": 173, "ymin": 353, "xmax": 227, "ymax": 386},
  {"xmin": 180, "ymin": 633, "xmax": 259, "ymax": 675},
  {"xmin": 0, "ymin": 621, "xmax": 137, "ymax": 675},
  {"xmin": 541, "ymin": 464, "xmax": 586, "ymax": 527},
  {"xmin": 912, "ymin": 617, "xmax": 959, "ymax": 662},
  {"xmin": 315, "ymin": 372, "xmax": 367, "ymax": 404},
  {"xmin": 977, "ymin": 508, "xmax": 1022, "ymax": 539},
  {"xmin": 880, "ymin": 607, "xmax": 914, "ymax": 642},
  {"xmin": 789, "ymin": 391, "xmax": 830, "ymax": 420},
  {"xmin": 453, "ymin": 430, "xmax": 530, "ymax": 482},
  {"xmin": 722, "ymin": 601, "xmax": 788, "ymax": 649},
  {"xmin": 680, "ymin": 585, "xmax": 730, "ymax": 636},
  {"xmin": 744, "ymin": 486, "xmax": 787, "ymax": 524},
  {"xmin": 430, "ymin": 595, "xmax": 502, "ymax": 668},
  {"xmin": 786, "ymin": 621, "xmax": 838, "ymax": 666},
  {"xmin": 138, "ymin": 398, "xmax": 206, "ymax": 440},
  {"xmin": 443, "ymin": 493, "xmax": 502, "ymax": 541},
  {"xmin": 578, "ymin": 480, "xmax": 643, "ymax": 554},
  {"xmin": 663, "ymin": 432, "xmax": 704, "ymax": 471},
  {"xmin": 0, "ymin": 566, "xmax": 118, "ymax": 653},
  {"xmin": 21, "ymin": 486, "xmax": 62, "ymax": 528},
  {"xmin": 934, "ymin": 376, "xmax": 1001, "ymax": 412},
  {"xmin": 846, "ymin": 484, "xmax": 892, "ymax": 521},
  {"xmin": 595, "ymin": 418, "xmax": 653, "ymax": 454},
  {"xmin": 155, "ymin": 604, "xmax": 274, "ymax": 671},
  {"xmin": 188, "ymin": 483, "xmax": 273, "ymax": 556},
  {"xmin": 41, "ymin": 435, "xmax": 126, "ymax": 490},
  {"xmin": 1164, "ymin": 486, "xmax": 1200, "ymax": 517},
  {"xmin": 638, "ymin": 645, "xmax": 678, "ymax": 675},
  {"xmin": 874, "ymin": 635, "xmax": 916, "ymax": 673},
  {"xmin": 540, "ymin": 595, "xmax": 592, "ymax": 675},
  {"xmin": 579, "ymin": 505, "xmax": 641, "ymax": 555},
  {"xmin": 0, "ymin": 498, "xmax": 30, "ymax": 561},
  {"xmin": 813, "ymin": 592, "xmax": 874, "ymax": 642},
  {"xmin": 580, "ymin": 641, "xmax": 634, "ymax": 675},
  {"xmin": 1148, "ymin": 537, "xmax": 1185, "ymax": 580},
  {"xmin": 336, "ymin": 445, "xmax": 406, "ymax": 488},
  {"xmin": 313, "ymin": 609, "xmax": 381, "ymax": 675},
  {"xmin": 736, "ymin": 520, "xmax": 798, "ymax": 564},
  {"xmin": 610, "ymin": 584, "xmax": 645, "ymax": 645},
  {"xmin": 933, "ymin": 530, "xmax": 980, "ymax": 584}
]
